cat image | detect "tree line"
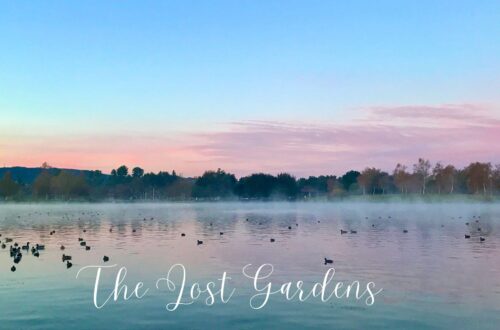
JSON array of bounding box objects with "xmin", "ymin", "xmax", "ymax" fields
[{"xmin": 1, "ymin": 159, "xmax": 500, "ymax": 201}]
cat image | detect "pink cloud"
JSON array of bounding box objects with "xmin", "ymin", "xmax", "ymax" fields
[{"xmin": 1, "ymin": 104, "xmax": 499, "ymax": 177}]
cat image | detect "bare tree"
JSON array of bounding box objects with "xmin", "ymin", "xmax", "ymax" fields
[{"xmin": 413, "ymin": 158, "xmax": 431, "ymax": 194}]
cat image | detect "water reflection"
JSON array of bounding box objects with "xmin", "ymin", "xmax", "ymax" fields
[{"xmin": 0, "ymin": 202, "xmax": 499, "ymax": 329}]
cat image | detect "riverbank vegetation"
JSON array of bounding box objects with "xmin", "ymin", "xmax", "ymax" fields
[{"xmin": 0, "ymin": 159, "xmax": 499, "ymax": 201}]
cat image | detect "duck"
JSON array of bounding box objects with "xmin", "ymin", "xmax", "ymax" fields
[
  {"xmin": 13, "ymin": 254, "xmax": 22, "ymax": 264},
  {"xmin": 270, "ymin": 238, "xmax": 275, "ymax": 242},
  {"xmin": 80, "ymin": 241, "xmax": 86, "ymax": 246},
  {"xmin": 85, "ymin": 246, "xmax": 91, "ymax": 251},
  {"xmin": 197, "ymin": 240, "xmax": 203, "ymax": 245},
  {"xmin": 465, "ymin": 222, "xmax": 469, "ymax": 225},
  {"xmin": 132, "ymin": 229, "xmax": 136, "ymax": 233},
  {"xmin": 33, "ymin": 251, "xmax": 40, "ymax": 257},
  {"xmin": 103, "ymin": 256, "xmax": 109, "ymax": 262},
  {"xmin": 350, "ymin": 230, "xmax": 357, "ymax": 234},
  {"xmin": 465, "ymin": 234, "xmax": 471, "ymax": 239},
  {"xmin": 31, "ymin": 247, "xmax": 36, "ymax": 253},
  {"xmin": 340, "ymin": 230, "xmax": 347, "ymax": 234},
  {"xmin": 477, "ymin": 228, "xmax": 482, "ymax": 232},
  {"xmin": 21, "ymin": 243, "xmax": 30, "ymax": 250},
  {"xmin": 403, "ymin": 230, "xmax": 408, "ymax": 233},
  {"xmin": 288, "ymin": 226, "xmax": 292, "ymax": 230},
  {"xmin": 219, "ymin": 232, "xmax": 224, "ymax": 235},
  {"xmin": 1, "ymin": 243, "xmax": 5, "ymax": 249},
  {"xmin": 62, "ymin": 254, "xmax": 72, "ymax": 262},
  {"xmin": 480, "ymin": 237, "xmax": 485, "ymax": 242},
  {"xmin": 5, "ymin": 238, "xmax": 12, "ymax": 243},
  {"xmin": 11, "ymin": 265, "xmax": 16, "ymax": 272},
  {"xmin": 60, "ymin": 245, "xmax": 65, "ymax": 250},
  {"xmin": 181, "ymin": 233, "xmax": 186, "ymax": 237},
  {"xmin": 83, "ymin": 229, "xmax": 87, "ymax": 233},
  {"xmin": 36, "ymin": 244, "xmax": 45, "ymax": 250},
  {"xmin": 324, "ymin": 258, "xmax": 333, "ymax": 265},
  {"xmin": 78, "ymin": 238, "xmax": 84, "ymax": 242},
  {"xmin": 66, "ymin": 261, "xmax": 73, "ymax": 269}
]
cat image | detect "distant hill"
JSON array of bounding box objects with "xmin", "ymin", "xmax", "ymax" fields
[{"xmin": 0, "ymin": 167, "xmax": 106, "ymax": 184}]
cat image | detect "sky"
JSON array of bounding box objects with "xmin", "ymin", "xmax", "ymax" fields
[{"xmin": 0, "ymin": 0, "xmax": 499, "ymax": 177}]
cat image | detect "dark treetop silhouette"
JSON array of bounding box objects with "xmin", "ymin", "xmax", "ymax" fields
[{"xmin": 0, "ymin": 159, "xmax": 499, "ymax": 201}]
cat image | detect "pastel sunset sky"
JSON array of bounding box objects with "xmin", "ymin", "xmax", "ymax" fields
[{"xmin": 1, "ymin": 1, "xmax": 499, "ymax": 177}]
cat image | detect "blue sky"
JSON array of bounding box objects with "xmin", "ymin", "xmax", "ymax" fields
[{"xmin": 1, "ymin": 1, "xmax": 499, "ymax": 174}]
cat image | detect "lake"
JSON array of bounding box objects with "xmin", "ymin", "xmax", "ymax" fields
[{"xmin": 0, "ymin": 202, "xmax": 499, "ymax": 329}]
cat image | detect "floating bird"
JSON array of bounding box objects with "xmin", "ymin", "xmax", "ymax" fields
[
  {"xmin": 83, "ymin": 229, "xmax": 86, "ymax": 233},
  {"xmin": 66, "ymin": 261, "xmax": 73, "ymax": 269},
  {"xmin": 197, "ymin": 240, "xmax": 203, "ymax": 245},
  {"xmin": 21, "ymin": 243, "xmax": 30, "ymax": 250},
  {"xmin": 132, "ymin": 229, "xmax": 136, "ymax": 233},
  {"xmin": 103, "ymin": 256, "xmax": 109, "ymax": 262},
  {"xmin": 14, "ymin": 254, "xmax": 22, "ymax": 264},
  {"xmin": 11, "ymin": 265, "xmax": 16, "ymax": 272},
  {"xmin": 340, "ymin": 230, "xmax": 347, "ymax": 234},
  {"xmin": 78, "ymin": 238, "xmax": 84, "ymax": 241},
  {"xmin": 350, "ymin": 230, "xmax": 357, "ymax": 234},
  {"xmin": 181, "ymin": 233, "xmax": 186, "ymax": 237},
  {"xmin": 62, "ymin": 254, "xmax": 72, "ymax": 262},
  {"xmin": 288, "ymin": 226, "xmax": 292, "ymax": 230},
  {"xmin": 36, "ymin": 244, "xmax": 45, "ymax": 250},
  {"xmin": 219, "ymin": 232, "xmax": 224, "ymax": 235},
  {"xmin": 465, "ymin": 222, "xmax": 469, "ymax": 225},
  {"xmin": 372, "ymin": 224, "xmax": 375, "ymax": 227},
  {"xmin": 85, "ymin": 246, "xmax": 91, "ymax": 251},
  {"xmin": 33, "ymin": 251, "xmax": 40, "ymax": 257},
  {"xmin": 1, "ymin": 243, "xmax": 5, "ymax": 249},
  {"xmin": 465, "ymin": 234, "xmax": 471, "ymax": 239},
  {"xmin": 270, "ymin": 238, "xmax": 275, "ymax": 242},
  {"xmin": 6, "ymin": 238, "xmax": 12, "ymax": 243},
  {"xmin": 324, "ymin": 258, "xmax": 333, "ymax": 265},
  {"xmin": 480, "ymin": 237, "xmax": 485, "ymax": 242},
  {"xmin": 60, "ymin": 245, "xmax": 65, "ymax": 250},
  {"xmin": 403, "ymin": 230, "xmax": 408, "ymax": 233},
  {"xmin": 477, "ymin": 228, "xmax": 482, "ymax": 232},
  {"xmin": 80, "ymin": 241, "xmax": 86, "ymax": 246}
]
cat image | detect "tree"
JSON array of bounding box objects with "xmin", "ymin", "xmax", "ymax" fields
[
  {"xmin": 275, "ymin": 173, "xmax": 298, "ymax": 198},
  {"xmin": 358, "ymin": 167, "xmax": 384, "ymax": 195},
  {"xmin": 132, "ymin": 167, "xmax": 144, "ymax": 178},
  {"xmin": 192, "ymin": 169, "xmax": 237, "ymax": 198},
  {"xmin": 464, "ymin": 162, "xmax": 492, "ymax": 195},
  {"xmin": 235, "ymin": 173, "xmax": 277, "ymax": 199},
  {"xmin": 393, "ymin": 163, "xmax": 411, "ymax": 194},
  {"xmin": 116, "ymin": 165, "xmax": 129, "ymax": 177},
  {"xmin": 0, "ymin": 172, "xmax": 20, "ymax": 199},
  {"xmin": 33, "ymin": 170, "xmax": 53, "ymax": 199},
  {"xmin": 413, "ymin": 158, "xmax": 431, "ymax": 194},
  {"xmin": 433, "ymin": 163, "xmax": 456, "ymax": 194},
  {"xmin": 339, "ymin": 170, "xmax": 360, "ymax": 192}
]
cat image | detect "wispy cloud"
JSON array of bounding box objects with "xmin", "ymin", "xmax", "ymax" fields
[{"xmin": 1, "ymin": 104, "xmax": 499, "ymax": 177}]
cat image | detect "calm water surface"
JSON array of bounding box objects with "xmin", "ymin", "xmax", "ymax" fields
[{"xmin": 0, "ymin": 202, "xmax": 499, "ymax": 329}]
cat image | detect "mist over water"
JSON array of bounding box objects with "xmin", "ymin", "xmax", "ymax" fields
[{"xmin": 0, "ymin": 202, "xmax": 499, "ymax": 329}]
